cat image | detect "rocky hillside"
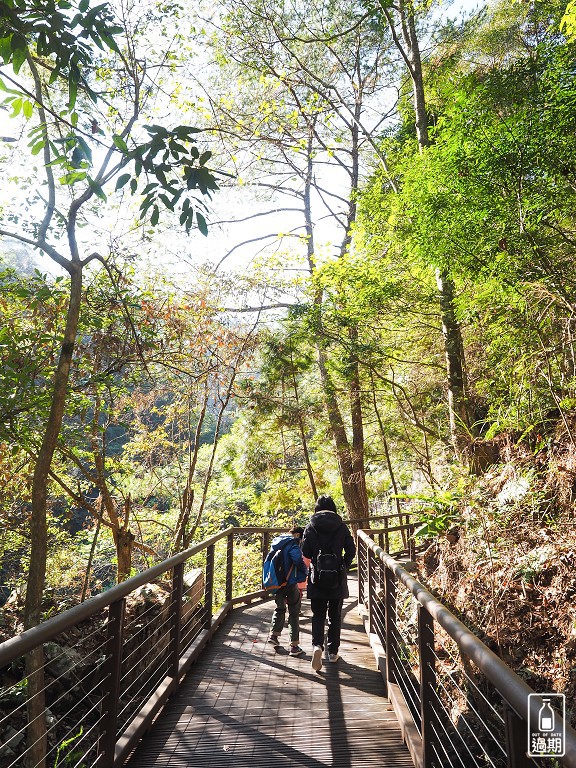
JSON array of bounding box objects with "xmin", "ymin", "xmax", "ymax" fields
[{"xmin": 417, "ymin": 421, "xmax": 576, "ymax": 725}]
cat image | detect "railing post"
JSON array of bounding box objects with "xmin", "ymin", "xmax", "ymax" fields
[
  {"xmin": 225, "ymin": 532, "xmax": 234, "ymax": 602},
  {"xmin": 504, "ymin": 704, "xmax": 532, "ymax": 768},
  {"xmin": 401, "ymin": 512, "xmax": 408, "ymax": 551},
  {"xmin": 384, "ymin": 516, "xmax": 390, "ymax": 553},
  {"xmin": 169, "ymin": 563, "xmax": 184, "ymax": 679},
  {"xmin": 384, "ymin": 567, "xmax": 397, "ymax": 687},
  {"xmin": 418, "ymin": 604, "xmax": 437, "ymax": 768},
  {"xmin": 261, "ymin": 531, "xmax": 270, "ymax": 563},
  {"xmin": 357, "ymin": 536, "xmax": 365, "ymax": 605},
  {"xmin": 408, "ymin": 522, "xmax": 416, "ymax": 560},
  {"xmin": 99, "ymin": 597, "xmax": 125, "ymax": 768},
  {"xmin": 367, "ymin": 547, "xmax": 376, "ymax": 636},
  {"xmin": 204, "ymin": 544, "xmax": 215, "ymax": 630}
]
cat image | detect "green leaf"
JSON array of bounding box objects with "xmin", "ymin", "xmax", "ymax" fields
[
  {"xmin": 10, "ymin": 97, "xmax": 22, "ymax": 118},
  {"xmin": 10, "ymin": 34, "xmax": 27, "ymax": 54},
  {"xmin": 168, "ymin": 141, "xmax": 188, "ymax": 156},
  {"xmin": 68, "ymin": 78, "xmax": 78, "ymax": 110},
  {"xmin": 113, "ymin": 134, "xmax": 129, "ymax": 152},
  {"xmin": 150, "ymin": 205, "xmax": 160, "ymax": 226},
  {"xmin": 99, "ymin": 32, "xmax": 120, "ymax": 54},
  {"xmin": 88, "ymin": 177, "xmax": 107, "ymax": 200},
  {"xmin": 0, "ymin": 37, "xmax": 11, "ymax": 65},
  {"xmin": 196, "ymin": 211, "xmax": 208, "ymax": 236},
  {"xmin": 115, "ymin": 173, "xmax": 131, "ymax": 190},
  {"xmin": 0, "ymin": 76, "xmax": 21, "ymax": 96},
  {"xmin": 60, "ymin": 170, "xmax": 88, "ymax": 184},
  {"xmin": 139, "ymin": 196, "xmax": 154, "ymax": 214}
]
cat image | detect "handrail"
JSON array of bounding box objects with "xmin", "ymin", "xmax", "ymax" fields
[
  {"xmin": 0, "ymin": 528, "xmax": 233, "ymax": 668},
  {"xmin": 347, "ymin": 512, "xmax": 418, "ymax": 524},
  {"xmin": 358, "ymin": 529, "xmax": 576, "ymax": 767},
  {"xmin": 0, "ymin": 525, "xmax": 278, "ymax": 768},
  {"xmin": 0, "ymin": 516, "xmax": 416, "ymax": 768},
  {"xmin": 0, "ymin": 526, "xmax": 291, "ymax": 669}
]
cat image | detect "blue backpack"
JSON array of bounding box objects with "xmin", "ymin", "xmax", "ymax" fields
[{"xmin": 262, "ymin": 542, "xmax": 294, "ymax": 594}]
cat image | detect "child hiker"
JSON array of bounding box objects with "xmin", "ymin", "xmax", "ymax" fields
[{"xmin": 267, "ymin": 526, "xmax": 308, "ymax": 656}]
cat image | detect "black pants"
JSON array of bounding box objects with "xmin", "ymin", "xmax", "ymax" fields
[{"xmin": 310, "ymin": 597, "xmax": 343, "ymax": 653}]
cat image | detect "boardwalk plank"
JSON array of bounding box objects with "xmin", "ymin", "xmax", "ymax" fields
[{"xmin": 124, "ymin": 578, "xmax": 414, "ymax": 767}]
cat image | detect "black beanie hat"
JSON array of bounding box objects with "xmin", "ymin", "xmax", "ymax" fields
[{"xmin": 314, "ymin": 495, "xmax": 337, "ymax": 513}]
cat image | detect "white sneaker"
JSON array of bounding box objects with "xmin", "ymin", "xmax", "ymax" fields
[
  {"xmin": 311, "ymin": 645, "xmax": 323, "ymax": 672},
  {"xmin": 328, "ymin": 652, "xmax": 339, "ymax": 663}
]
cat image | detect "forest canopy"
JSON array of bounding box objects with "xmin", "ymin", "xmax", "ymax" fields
[{"xmin": 0, "ymin": 0, "xmax": 575, "ymax": 629}]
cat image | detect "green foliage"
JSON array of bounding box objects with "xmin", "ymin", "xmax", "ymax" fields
[
  {"xmin": 114, "ymin": 125, "xmax": 220, "ymax": 234},
  {"xmin": 400, "ymin": 490, "xmax": 462, "ymax": 539},
  {"xmin": 393, "ymin": 43, "xmax": 576, "ymax": 287},
  {"xmin": 358, "ymin": 8, "xmax": 576, "ymax": 439},
  {"xmin": 562, "ymin": 0, "xmax": 576, "ymax": 39},
  {"xmin": 0, "ymin": 267, "xmax": 69, "ymax": 439},
  {"xmin": 0, "ymin": 0, "xmax": 121, "ymax": 107},
  {"xmin": 54, "ymin": 726, "xmax": 84, "ymax": 767},
  {"xmin": 0, "ymin": 3, "xmax": 219, "ymax": 236}
]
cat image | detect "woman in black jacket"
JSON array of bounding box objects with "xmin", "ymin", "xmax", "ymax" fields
[{"xmin": 301, "ymin": 495, "xmax": 356, "ymax": 672}]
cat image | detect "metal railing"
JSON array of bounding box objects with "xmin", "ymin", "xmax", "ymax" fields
[
  {"xmin": 0, "ymin": 526, "xmax": 283, "ymax": 768},
  {"xmin": 357, "ymin": 529, "xmax": 576, "ymax": 768},
  {"xmin": 5, "ymin": 515, "xmax": 566, "ymax": 768},
  {"xmin": 351, "ymin": 512, "xmax": 417, "ymax": 558}
]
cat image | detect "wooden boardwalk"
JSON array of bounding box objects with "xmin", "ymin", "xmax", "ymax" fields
[{"xmin": 125, "ymin": 577, "xmax": 413, "ymax": 767}]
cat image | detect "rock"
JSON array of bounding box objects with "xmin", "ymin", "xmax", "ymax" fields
[
  {"xmin": 496, "ymin": 476, "xmax": 531, "ymax": 506},
  {"xmin": 446, "ymin": 527, "xmax": 460, "ymax": 545},
  {"xmin": 0, "ymin": 684, "xmax": 26, "ymax": 707},
  {"xmin": 0, "ymin": 725, "xmax": 25, "ymax": 757},
  {"xmin": 44, "ymin": 642, "xmax": 83, "ymax": 678}
]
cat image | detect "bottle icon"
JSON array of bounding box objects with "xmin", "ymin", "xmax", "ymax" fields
[{"xmin": 539, "ymin": 699, "xmax": 554, "ymax": 732}]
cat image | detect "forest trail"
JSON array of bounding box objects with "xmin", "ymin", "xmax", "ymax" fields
[{"xmin": 124, "ymin": 576, "xmax": 413, "ymax": 768}]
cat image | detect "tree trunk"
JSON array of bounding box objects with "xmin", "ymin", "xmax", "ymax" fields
[
  {"xmin": 91, "ymin": 396, "xmax": 134, "ymax": 583},
  {"xmin": 317, "ymin": 349, "xmax": 369, "ymax": 527},
  {"xmin": 385, "ymin": 0, "xmax": 473, "ymax": 452},
  {"xmin": 298, "ymin": 414, "xmax": 318, "ymax": 499},
  {"xmin": 371, "ymin": 384, "xmax": 403, "ymax": 517},
  {"xmin": 23, "ymin": 264, "xmax": 83, "ymax": 768},
  {"xmin": 81, "ymin": 505, "xmax": 102, "ymax": 602},
  {"xmin": 174, "ymin": 384, "xmax": 208, "ymax": 553},
  {"xmin": 349, "ymin": 345, "xmax": 369, "ymax": 519},
  {"xmin": 290, "ymin": 367, "xmax": 318, "ymax": 499},
  {"xmin": 302, "ymin": 115, "xmax": 369, "ymax": 522},
  {"xmin": 115, "ymin": 526, "xmax": 135, "ymax": 583},
  {"xmin": 436, "ymin": 269, "xmax": 471, "ymax": 453}
]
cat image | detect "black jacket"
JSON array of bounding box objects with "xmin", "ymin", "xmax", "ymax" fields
[{"xmin": 302, "ymin": 511, "xmax": 356, "ymax": 600}]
